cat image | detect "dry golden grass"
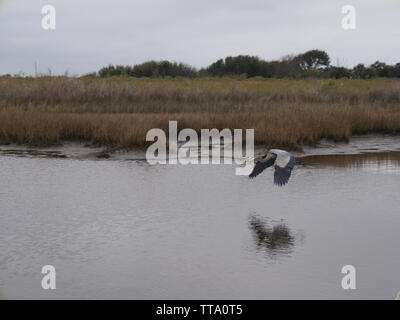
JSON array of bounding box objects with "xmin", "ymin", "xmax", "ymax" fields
[{"xmin": 1, "ymin": 77, "xmax": 400, "ymax": 149}]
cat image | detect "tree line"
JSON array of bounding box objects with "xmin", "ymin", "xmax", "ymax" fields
[{"xmin": 97, "ymin": 50, "xmax": 400, "ymax": 79}]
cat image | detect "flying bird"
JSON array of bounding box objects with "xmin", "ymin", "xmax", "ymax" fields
[{"xmin": 249, "ymin": 149, "xmax": 296, "ymax": 186}]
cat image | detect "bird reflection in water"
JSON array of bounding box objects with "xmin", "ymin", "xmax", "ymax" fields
[{"xmin": 249, "ymin": 215, "xmax": 295, "ymax": 259}]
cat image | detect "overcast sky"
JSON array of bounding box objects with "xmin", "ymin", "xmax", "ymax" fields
[{"xmin": 1, "ymin": 0, "xmax": 399, "ymax": 75}]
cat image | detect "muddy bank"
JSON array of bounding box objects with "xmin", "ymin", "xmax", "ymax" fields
[{"xmin": 1, "ymin": 134, "xmax": 400, "ymax": 162}]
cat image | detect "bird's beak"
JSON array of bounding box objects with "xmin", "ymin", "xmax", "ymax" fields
[{"xmin": 242, "ymin": 156, "xmax": 255, "ymax": 162}]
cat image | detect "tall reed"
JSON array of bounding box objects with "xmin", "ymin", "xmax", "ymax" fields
[{"xmin": 1, "ymin": 77, "xmax": 400, "ymax": 148}]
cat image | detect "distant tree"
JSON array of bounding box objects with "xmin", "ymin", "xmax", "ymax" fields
[
  {"xmin": 260, "ymin": 61, "xmax": 277, "ymax": 78},
  {"xmin": 328, "ymin": 66, "xmax": 351, "ymax": 79},
  {"xmin": 206, "ymin": 55, "xmax": 267, "ymax": 78},
  {"xmin": 224, "ymin": 55, "xmax": 264, "ymax": 77},
  {"xmin": 206, "ymin": 54, "xmax": 303, "ymax": 78},
  {"xmin": 258, "ymin": 61, "xmax": 277, "ymax": 78},
  {"xmin": 99, "ymin": 61, "xmax": 197, "ymax": 78},
  {"xmin": 132, "ymin": 60, "xmax": 197, "ymax": 77},
  {"xmin": 271, "ymin": 55, "xmax": 302, "ymax": 78},
  {"xmin": 206, "ymin": 59, "xmax": 225, "ymax": 77},
  {"xmin": 370, "ymin": 61, "xmax": 391, "ymax": 77},
  {"xmin": 390, "ymin": 63, "xmax": 400, "ymax": 78},
  {"xmin": 98, "ymin": 65, "xmax": 131, "ymax": 77},
  {"xmin": 131, "ymin": 61, "xmax": 159, "ymax": 77},
  {"xmin": 352, "ymin": 64, "xmax": 374, "ymax": 79},
  {"xmin": 97, "ymin": 51, "xmax": 400, "ymax": 79},
  {"xmin": 299, "ymin": 50, "xmax": 330, "ymax": 71}
]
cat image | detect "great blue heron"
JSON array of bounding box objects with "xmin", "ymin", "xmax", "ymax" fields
[{"xmin": 249, "ymin": 149, "xmax": 296, "ymax": 186}]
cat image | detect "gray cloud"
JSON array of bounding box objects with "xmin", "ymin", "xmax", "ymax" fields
[{"xmin": 0, "ymin": 0, "xmax": 399, "ymax": 75}]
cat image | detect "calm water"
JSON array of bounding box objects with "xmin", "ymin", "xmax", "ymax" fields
[{"xmin": 0, "ymin": 152, "xmax": 399, "ymax": 299}]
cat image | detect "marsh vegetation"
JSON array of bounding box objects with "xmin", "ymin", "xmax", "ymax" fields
[{"xmin": 1, "ymin": 77, "xmax": 400, "ymax": 149}]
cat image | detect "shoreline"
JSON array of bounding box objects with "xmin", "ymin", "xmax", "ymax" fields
[{"xmin": 1, "ymin": 134, "xmax": 400, "ymax": 161}]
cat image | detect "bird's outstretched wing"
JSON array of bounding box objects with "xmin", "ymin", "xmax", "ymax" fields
[
  {"xmin": 273, "ymin": 156, "xmax": 296, "ymax": 186},
  {"xmin": 249, "ymin": 157, "xmax": 275, "ymax": 178}
]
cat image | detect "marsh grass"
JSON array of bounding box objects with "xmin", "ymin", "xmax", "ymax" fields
[{"xmin": 1, "ymin": 77, "xmax": 400, "ymax": 148}]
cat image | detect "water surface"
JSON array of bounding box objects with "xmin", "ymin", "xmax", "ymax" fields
[{"xmin": 0, "ymin": 150, "xmax": 399, "ymax": 299}]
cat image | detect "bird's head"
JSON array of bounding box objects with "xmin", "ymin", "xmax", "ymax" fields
[{"xmin": 264, "ymin": 150, "xmax": 276, "ymax": 161}]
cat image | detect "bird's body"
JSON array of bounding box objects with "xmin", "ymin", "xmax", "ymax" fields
[{"xmin": 249, "ymin": 149, "xmax": 295, "ymax": 186}]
